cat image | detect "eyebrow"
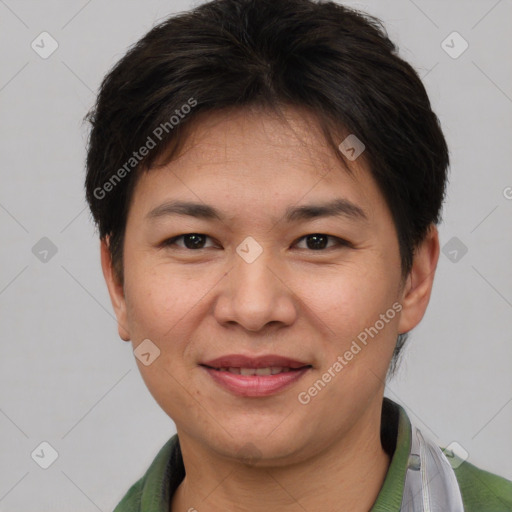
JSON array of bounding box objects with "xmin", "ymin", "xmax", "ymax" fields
[{"xmin": 146, "ymin": 198, "xmax": 368, "ymax": 224}]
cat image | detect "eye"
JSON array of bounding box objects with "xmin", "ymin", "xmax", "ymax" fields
[
  {"xmin": 293, "ymin": 234, "xmax": 351, "ymax": 251},
  {"xmin": 161, "ymin": 233, "xmax": 217, "ymax": 250},
  {"xmin": 161, "ymin": 233, "xmax": 352, "ymax": 251}
]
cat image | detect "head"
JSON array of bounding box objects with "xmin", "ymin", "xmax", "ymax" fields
[{"xmin": 85, "ymin": 0, "xmax": 448, "ymax": 463}]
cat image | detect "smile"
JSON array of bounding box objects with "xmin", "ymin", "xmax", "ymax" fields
[{"xmin": 200, "ymin": 354, "xmax": 312, "ymax": 397}]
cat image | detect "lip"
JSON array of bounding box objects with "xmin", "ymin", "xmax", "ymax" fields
[
  {"xmin": 201, "ymin": 354, "xmax": 310, "ymax": 369},
  {"xmin": 200, "ymin": 354, "xmax": 312, "ymax": 397}
]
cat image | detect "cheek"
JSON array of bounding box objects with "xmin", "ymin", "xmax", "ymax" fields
[
  {"xmin": 299, "ymin": 261, "xmax": 401, "ymax": 389},
  {"xmin": 296, "ymin": 261, "xmax": 397, "ymax": 336},
  {"xmin": 122, "ymin": 265, "xmax": 202, "ymax": 413},
  {"xmin": 123, "ymin": 258, "xmax": 203, "ymax": 341}
]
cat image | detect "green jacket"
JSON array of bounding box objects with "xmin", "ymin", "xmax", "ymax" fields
[{"xmin": 113, "ymin": 399, "xmax": 512, "ymax": 511}]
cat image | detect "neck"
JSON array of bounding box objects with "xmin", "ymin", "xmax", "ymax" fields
[{"xmin": 170, "ymin": 402, "xmax": 391, "ymax": 512}]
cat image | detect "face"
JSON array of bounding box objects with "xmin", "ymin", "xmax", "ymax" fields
[{"xmin": 102, "ymin": 106, "xmax": 438, "ymax": 466}]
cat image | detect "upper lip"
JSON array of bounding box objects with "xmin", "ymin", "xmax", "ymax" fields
[{"xmin": 201, "ymin": 354, "xmax": 311, "ymax": 369}]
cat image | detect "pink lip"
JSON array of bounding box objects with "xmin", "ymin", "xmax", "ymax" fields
[
  {"xmin": 202, "ymin": 366, "xmax": 311, "ymax": 397},
  {"xmin": 200, "ymin": 354, "xmax": 312, "ymax": 397}
]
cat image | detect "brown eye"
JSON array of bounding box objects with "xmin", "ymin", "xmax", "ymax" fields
[
  {"xmin": 294, "ymin": 234, "xmax": 351, "ymax": 251},
  {"xmin": 162, "ymin": 233, "xmax": 215, "ymax": 249}
]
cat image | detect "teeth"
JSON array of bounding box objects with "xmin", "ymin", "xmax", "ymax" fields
[{"xmin": 215, "ymin": 367, "xmax": 292, "ymax": 375}]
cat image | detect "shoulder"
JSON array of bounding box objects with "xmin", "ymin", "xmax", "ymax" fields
[
  {"xmin": 112, "ymin": 477, "xmax": 144, "ymax": 512},
  {"xmin": 112, "ymin": 434, "xmax": 182, "ymax": 511},
  {"xmin": 453, "ymin": 457, "xmax": 512, "ymax": 511}
]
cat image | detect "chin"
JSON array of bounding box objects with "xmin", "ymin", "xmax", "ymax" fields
[{"xmin": 214, "ymin": 424, "xmax": 309, "ymax": 466}]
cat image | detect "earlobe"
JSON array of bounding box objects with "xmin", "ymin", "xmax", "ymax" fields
[
  {"xmin": 397, "ymin": 224, "xmax": 440, "ymax": 335},
  {"xmin": 100, "ymin": 238, "xmax": 131, "ymax": 342}
]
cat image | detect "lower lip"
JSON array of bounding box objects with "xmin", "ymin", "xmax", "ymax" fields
[{"xmin": 202, "ymin": 366, "xmax": 311, "ymax": 397}]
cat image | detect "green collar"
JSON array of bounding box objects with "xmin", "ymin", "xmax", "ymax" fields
[
  {"xmin": 117, "ymin": 398, "xmax": 412, "ymax": 511},
  {"xmin": 370, "ymin": 398, "xmax": 411, "ymax": 510}
]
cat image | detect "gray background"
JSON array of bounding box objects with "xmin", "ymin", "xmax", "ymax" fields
[{"xmin": 1, "ymin": 0, "xmax": 511, "ymax": 510}]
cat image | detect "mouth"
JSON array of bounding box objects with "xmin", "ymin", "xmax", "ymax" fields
[
  {"xmin": 204, "ymin": 366, "xmax": 306, "ymax": 375},
  {"xmin": 200, "ymin": 354, "xmax": 312, "ymax": 397}
]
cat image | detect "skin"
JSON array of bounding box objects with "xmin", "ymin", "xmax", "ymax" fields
[{"xmin": 101, "ymin": 105, "xmax": 439, "ymax": 512}]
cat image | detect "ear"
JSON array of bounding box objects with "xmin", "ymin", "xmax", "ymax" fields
[
  {"xmin": 100, "ymin": 238, "xmax": 131, "ymax": 342},
  {"xmin": 397, "ymin": 224, "xmax": 440, "ymax": 335}
]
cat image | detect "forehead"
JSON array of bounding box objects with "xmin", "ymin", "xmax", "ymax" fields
[
  {"xmin": 130, "ymin": 106, "xmax": 387, "ymax": 225},
  {"xmin": 166, "ymin": 106, "xmax": 350, "ymax": 177}
]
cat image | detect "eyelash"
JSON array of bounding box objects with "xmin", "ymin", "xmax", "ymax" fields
[{"xmin": 160, "ymin": 233, "xmax": 353, "ymax": 251}]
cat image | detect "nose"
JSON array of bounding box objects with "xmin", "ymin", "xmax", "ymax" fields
[{"xmin": 213, "ymin": 243, "xmax": 298, "ymax": 333}]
